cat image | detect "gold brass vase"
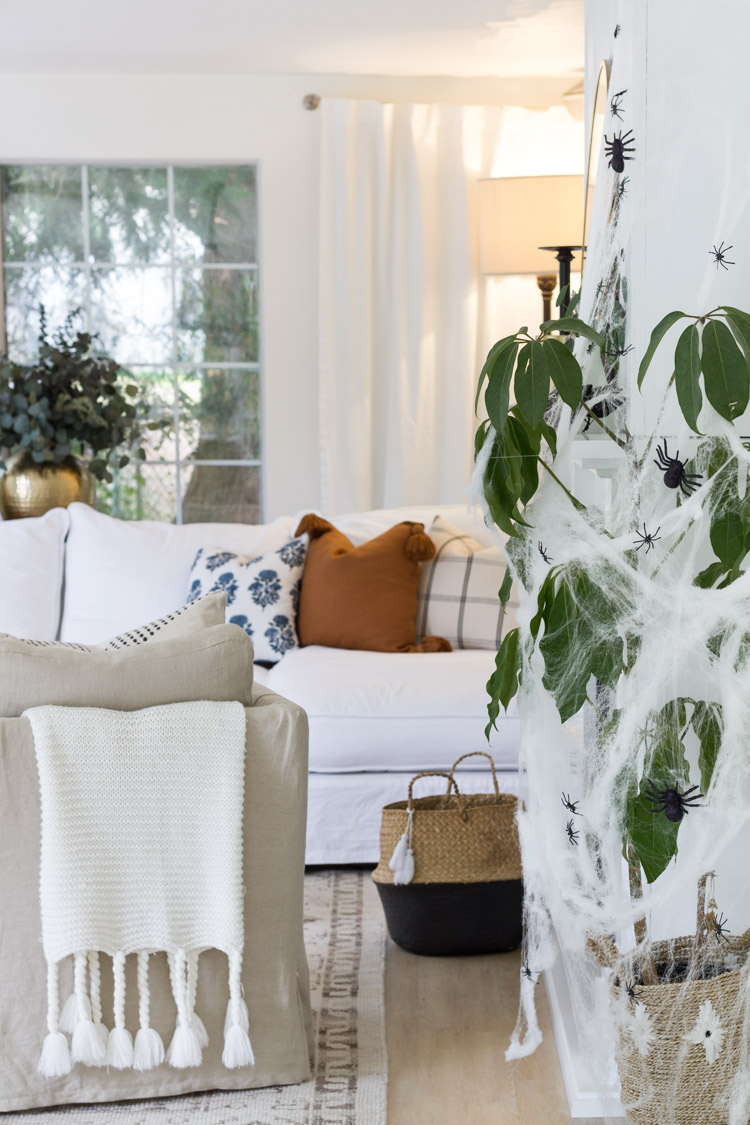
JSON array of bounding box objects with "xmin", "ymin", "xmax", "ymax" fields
[{"xmin": 0, "ymin": 454, "xmax": 95, "ymax": 520}]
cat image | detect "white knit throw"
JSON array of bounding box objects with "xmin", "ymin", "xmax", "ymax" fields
[{"xmin": 25, "ymin": 700, "xmax": 253, "ymax": 1078}]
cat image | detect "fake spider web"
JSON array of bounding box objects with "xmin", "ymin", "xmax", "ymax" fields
[{"xmin": 468, "ymin": 85, "xmax": 750, "ymax": 1125}]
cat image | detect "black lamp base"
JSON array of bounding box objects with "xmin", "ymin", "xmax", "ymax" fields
[{"xmin": 538, "ymin": 245, "xmax": 584, "ymax": 318}]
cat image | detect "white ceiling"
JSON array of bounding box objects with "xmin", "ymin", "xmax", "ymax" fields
[{"xmin": 0, "ymin": 0, "xmax": 584, "ymax": 78}]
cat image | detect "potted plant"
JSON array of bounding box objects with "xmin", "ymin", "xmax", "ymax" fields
[
  {"xmin": 0, "ymin": 309, "xmax": 153, "ymax": 519},
  {"xmin": 476, "ymin": 300, "xmax": 750, "ymax": 1123}
]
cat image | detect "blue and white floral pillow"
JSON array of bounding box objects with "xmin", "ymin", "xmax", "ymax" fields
[{"xmin": 186, "ymin": 534, "xmax": 308, "ymax": 663}]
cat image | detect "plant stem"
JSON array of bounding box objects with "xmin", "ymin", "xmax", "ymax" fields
[
  {"xmin": 581, "ymin": 402, "xmax": 631, "ymax": 452},
  {"xmin": 537, "ymin": 457, "xmax": 587, "ymax": 511}
]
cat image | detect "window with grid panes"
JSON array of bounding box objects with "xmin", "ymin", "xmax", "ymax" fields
[{"xmin": 0, "ymin": 165, "xmax": 261, "ymax": 523}]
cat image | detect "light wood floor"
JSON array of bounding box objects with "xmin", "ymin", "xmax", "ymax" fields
[{"xmin": 385, "ymin": 941, "xmax": 600, "ymax": 1125}]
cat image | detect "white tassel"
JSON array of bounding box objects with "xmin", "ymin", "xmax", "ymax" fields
[
  {"xmin": 224, "ymin": 996, "xmax": 250, "ymax": 1035},
  {"xmin": 187, "ymin": 950, "xmax": 208, "ymax": 1048},
  {"xmin": 38, "ymin": 960, "xmax": 72, "ymax": 1078},
  {"xmin": 223, "ymin": 1022, "xmax": 255, "ymax": 1068},
  {"xmin": 59, "ymin": 991, "xmax": 82, "ymax": 1034},
  {"xmin": 390, "ymin": 808, "xmax": 415, "ymax": 884},
  {"xmin": 108, "ymin": 1026, "xmax": 134, "ymax": 1069},
  {"xmin": 167, "ymin": 1023, "xmax": 203, "ymax": 1068},
  {"xmin": 167, "ymin": 949, "xmax": 203, "ymax": 1069},
  {"xmin": 134, "ymin": 1026, "xmax": 166, "ymax": 1071},
  {"xmin": 224, "ymin": 949, "xmax": 255, "ymax": 1068},
  {"xmin": 388, "ymin": 832, "xmax": 409, "ymax": 872},
  {"xmin": 71, "ymin": 951, "xmax": 107, "ymax": 1066},
  {"xmin": 107, "ymin": 951, "xmax": 134, "ymax": 1069},
  {"xmin": 88, "ymin": 952, "xmax": 108, "ymax": 1048},
  {"xmin": 393, "ymin": 846, "xmax": 415, "ymax": 885},
  {"xmin": 38, "ymin": 1031, "xmax": 72, "ymax": 1078},
  {"xmin": 73, "ymin": 1018, "xmax": 108, "ymax": 1067}
]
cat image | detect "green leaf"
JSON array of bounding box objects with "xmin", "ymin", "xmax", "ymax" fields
[
  {"xmin": 692, "ymin": 702, "xmax": 721, "ymax": 794},
  {"xmin": 517, "ymin": 340, "xmax": 551, "ymax": 429},
  {"xmin": 710, "ymin": 510, "xmax": 745, "ymax": 569},
  {"xmin": 694, "ymin": 560, "xmax": 726, "ymax": 589},
  {"xmin": 626, "ymin": 781, "xmax": 680, "ymax": 884},
  {"xmin": 539, "ymin": 417, "xmax": 557, "ymax": 457},
  {"xmin": 485, "ymin": 628, "xmax": 522, "ymax": 737},
  {"xmin": 529, "ymin": 568, "xmax": 558, "ymax": 638},
  {"xmin": 498, "ymin": 569, "xmax": 513, "ymax": 606},
  {"xmin": 543, "ymin": 337, "xmax": 583, "ymax": 409},
  {"xmin": 723, "ymin": 308, "xmax": 750, "ymax": 368},
  {"xmin": 701, "ymin": 319, "xmax": 750, "ymax": 421},
  {"xmin": 476, "ymin": 335, "xmax": 517, "ymax": 415},
  {"xmin": 484, "ymin": 342, "xmax": 518, "ymax": 438},
  {"xmin": 540, "ymin": 318, "xmax": 605, "ymax": 348},
  {"xmin": 539, "ymin": 578, "xmax": 590, "ymax": 722},
  {"xmin": 674, "ymin": 324, "xmax": 703, "ymax": 433},
  {"xmin": 637, "ymin": 310, "xmax": 687, "ymax": 390},
  {"xmin": 507, "ymin": 414, "xmax": 540, "ymax": 505}
]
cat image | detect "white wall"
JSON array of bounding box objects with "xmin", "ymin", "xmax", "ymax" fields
[{"xmin": 0, "ymin": 72, "xmax": 572, "ymax": 519}]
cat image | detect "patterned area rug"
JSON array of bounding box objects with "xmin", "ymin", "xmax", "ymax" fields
[{"xmin": 5, "ymin": 871, "xmax": 387, "ymax": 1125}]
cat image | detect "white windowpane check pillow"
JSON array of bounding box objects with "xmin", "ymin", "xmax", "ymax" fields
[
  {"xmin": 187, "ymin": 534, "xmax": 308, "ymax": 663},
  {"xmin": 417, "ymin": 516, "xmax": 518, "ymax": 650}
]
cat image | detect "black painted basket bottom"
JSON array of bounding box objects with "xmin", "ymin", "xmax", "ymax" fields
[{"xmin": 375, "ymin": 878, "xmax": 523, "ymax": 956}]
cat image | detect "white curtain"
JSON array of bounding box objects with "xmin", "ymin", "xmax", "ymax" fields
[{"xmin": 318, "ymin": 99, "xmax": 583, "ymax": 514}]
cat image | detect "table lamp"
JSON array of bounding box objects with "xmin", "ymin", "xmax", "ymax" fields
[{"xmin": 478, "ymin": 174, "xmax": 585, "ymax": 319}]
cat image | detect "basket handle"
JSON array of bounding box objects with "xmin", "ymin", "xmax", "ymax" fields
[
  {"xmin": 407, "ymin": 771, "xmax": 460, "ymax": 810},
  {"xmin": 448, "ymin": 751, "xmax": 499, "ymax": 796}
]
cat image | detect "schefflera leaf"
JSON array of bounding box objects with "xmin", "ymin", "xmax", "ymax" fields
[
  {"xmin": 674, "ymin": 323, "xmax": 702, "ymax": 433},
  {"xmin": 626, "ymin": 727, "xmax": 690, "ymax": 883},
  {"xmin": 701, "ymin": 319, "xmax": 749, "ymax": 421},
  {"xmin": 514, "ymin": 340, "xmax": 550, "ymax": 429},
  {"xmin": 543, "ymin": 337, "xmax": 583, "ymax": 409},
  {"xmin": 485, "ymin": 627, "xmax": 521, "ymax": 738}
]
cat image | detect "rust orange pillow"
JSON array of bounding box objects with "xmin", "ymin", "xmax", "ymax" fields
[{"xmin": 294, "ymin": 514, "xmax": 451, "ymax": 653}]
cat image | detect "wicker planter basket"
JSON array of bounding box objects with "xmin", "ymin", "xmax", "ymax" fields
[
  {"xmin": 588, "ymin": 894, "xmax": 750, "ymax": 1125},
  {"xmin": 372, "ymin": 752, "xmax": 523, "ymax": 955}
]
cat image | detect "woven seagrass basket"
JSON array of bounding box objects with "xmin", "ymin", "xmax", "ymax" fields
[
  {"xmin": 372, "ymin": 752, "xmax": 523, "ymax": 955},
  {"xmin": 588, "ymin": 892, "xmax": 750, "ymax": 1125}
]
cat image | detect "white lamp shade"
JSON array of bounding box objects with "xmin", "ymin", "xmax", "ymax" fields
[{"xmin": 478, "ymin": 175, "xmax": 585, "ymax": 276}]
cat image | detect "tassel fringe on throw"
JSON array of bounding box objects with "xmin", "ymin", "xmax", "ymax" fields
[{"xmin": 37, "ymin": 947, "xmax": 254, "ymax": 1077}]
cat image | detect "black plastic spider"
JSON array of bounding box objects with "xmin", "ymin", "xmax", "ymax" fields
[
  {"xmin": 654, "ymin": 439, "xmax": 703, "ymax": 496},
  {"xmin": 610, "ymin": 89, "xmax": 627, "ymax": 120},
  {"xmin": 538, "ymin": 541, "xmax": 553, "ymax": 564},
  {"xmin": 709, "ymin": 241, "xmax": 735, "ymax": 270},
  {"xmin": 713, "ymin": 912, "xmax": 731, "ymax": 942},
  {"xmin": 615, "ymin": 978, "xmax": 639, "ymax": 1003},
  {"xmin": 561, "ymin": 792, "xmax": 580, "ymax": 815},
  {"xmin": 614, "ymin": 23, "xmax": 621, "ymax": 37},
  {"xmin": 618, "ymin": 176, "xmax": 630, "ymax": 198},
  {"xmin": 633, "ymin": 523, "xmax": 661, "ymax": 552},
  {"xmin": 580, "ymin": 380, "xmax": 625, "ymax": 431},
  {"xmin": 522, "ymin": 962, "xmax": 536, "ymax": 983},
  {"xmin": 565, "ymin": 818, "xmax": 580, "ymax": 846},
  {"xmin": 607, "ymin": 344, "xmax": 634, "ymax": 359},
  {"xmin": 604, "ymin": 130, "xmax": 635, "ymax": 173},
  {"xmin": 595, "ymin": 279, "xmax": 609, "ymax": 297},
  {"xmin": 644, "ymin": 779, "xmax": 704, "ymax": 823}
]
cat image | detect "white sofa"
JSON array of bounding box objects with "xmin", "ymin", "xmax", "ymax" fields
[{"xmin": 1, "ymin": 500, "xmax": 525, "ymax": 864}]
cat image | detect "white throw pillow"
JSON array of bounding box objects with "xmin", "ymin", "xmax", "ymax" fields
[
  {"xmin": 0, "ymin": 508, "xmax": 69, "ymax": 640},
  {"xmin": 61, "ymin": 503, "xmax": 293, "ymax": 643},
  {"xmin": 99, "ymin": 591, "xmax": 226, "ymax": 650},
  {"xmin": 187, "ymin": 535, "xmax": 308, "ymax": 662},
  {"xmin": 417, "ymin": 515, "xmax": 518, "ymax": 649}
]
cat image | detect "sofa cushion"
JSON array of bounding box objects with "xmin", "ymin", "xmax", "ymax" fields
[
  {"xmin": 0, "ymin": 508, "xmax": 69, "ymax": 641},
  {"xmin": 60, "ymin": 503, "xmax": 293, "ymax": 644},
  {"xmin": 0, "ymin": 623, "xmax": 254, "ymax": 717},
  {"xmin": 264, "ymin": 645, "xmax": 521, "ymax": 772},
  {"xmin": 294, "ymin": 515, "xmax": 449, "ymax": 653},
  {"xmin": 186, "ymin": 535, "xmax": 308, "ymax": 662},
  {"xmin": 417, "ymin": 515, "xmax": 518, "ymax": 649}
]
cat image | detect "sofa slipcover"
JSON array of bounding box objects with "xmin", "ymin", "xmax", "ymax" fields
[{"xmin": 0, "ymin": 684, "xmax": 314, "ymax": 1112}]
